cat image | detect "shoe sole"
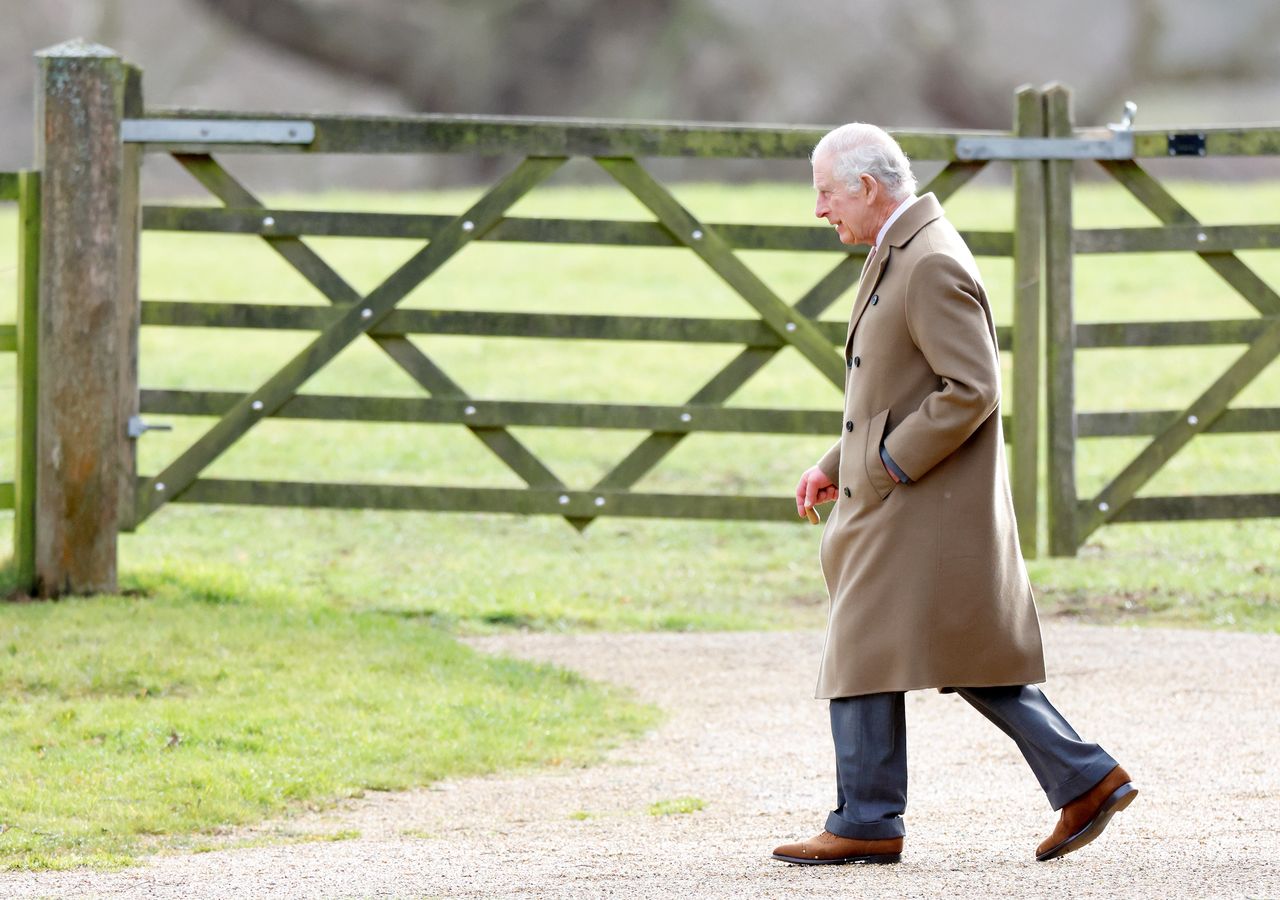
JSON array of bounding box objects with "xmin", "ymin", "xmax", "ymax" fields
[
  {"xmin": 771, "ymin": 852, "xmax": 901, "ymax": 866},
  {"xmin": 1036, "ymin": 783, "xmax": 1138, "ymax": 862}
]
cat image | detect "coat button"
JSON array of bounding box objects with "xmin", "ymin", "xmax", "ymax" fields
[
  {"xmin": 871, "ymin": 295, "xmax": 879, "ymax": 305},
  {"xmin": 843, "ymin": 487, "xmax": 852, "ymax": 498},
  {"xmin": 846, "ymin": 420, "xmax": 854, "ymax": 432},
  {"xmin": 853, "ymin": 356, "xmax": 861, "ymax": 367},
  {"xmin": 846, "ymin": 357, "xmax": 853, "ymax": 369}
]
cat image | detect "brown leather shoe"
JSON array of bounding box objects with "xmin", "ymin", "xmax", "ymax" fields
[
  {"xmin": 771, "ymin": 831, "xmax": 902, "ymax": 865},
  {"xmin": 1036, "ymin": 765, "xmax": 1138, "ymax": 861}
]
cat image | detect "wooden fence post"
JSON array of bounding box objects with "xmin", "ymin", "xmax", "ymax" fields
[
  {"xmin": 33, "ymin": 40, "xmax": 135, "ymax": 596},
  {"xmin": 14, "ymin": 171, "xmax": 41, "ymax": 592},
  {"xmin": 118, "ymin": 64, "xmax": 143, "ymax": 533},
  {"xmin": 1011, "ymin": 85, "xmax": 1045, "ymax": 558},
  {"xmin": 1043, "ymin": 83, "xmax": 1079, "ymax": 556}
]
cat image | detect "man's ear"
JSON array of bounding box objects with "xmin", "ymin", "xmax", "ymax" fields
[{"xmin": 860, "ymin": 173, "xmax": 879, "ymax": 203}]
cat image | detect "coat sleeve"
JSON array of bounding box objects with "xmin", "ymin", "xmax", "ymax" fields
[
  {"xmin": 881, "ymin": 250, "xmax": 1000, "ymax": 481},
  {"xmin": 816, "ymin": 439, "xmax": 841, "ymax": 485}
]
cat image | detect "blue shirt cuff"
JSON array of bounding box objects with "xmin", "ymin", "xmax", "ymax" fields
[{"xmin": 880, "ymin": 443, "xmax": 911, "ymax": 484}]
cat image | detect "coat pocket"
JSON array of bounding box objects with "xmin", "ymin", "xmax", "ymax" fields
[{"xmin": 863, "ymin": 407, "xmax": 897, "ymax": 501}]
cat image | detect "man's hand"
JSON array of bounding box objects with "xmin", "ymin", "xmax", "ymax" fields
[{"xmin": 795, "ymin": 465, "xmax": 837, "ymax": 519}]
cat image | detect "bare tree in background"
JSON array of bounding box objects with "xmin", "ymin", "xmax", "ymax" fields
[
  {"xmin": 192, "ymin": 0, "xmax": 1280, "ymax": 130},
  {"xmin": 191, "ymin": 0, "xmax": 733, "ymax": 117}
]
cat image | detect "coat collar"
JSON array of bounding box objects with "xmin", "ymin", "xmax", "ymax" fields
[
  {"xmin": 882, "ymin": 192, "xmax": 944, "ymax": 249},
  {"xmin": 843, "ymin": 193, "xmax": 945, "ymax": 354}
]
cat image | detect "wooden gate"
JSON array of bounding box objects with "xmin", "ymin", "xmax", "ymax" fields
[
  {"xmin": 105, "ymin": 94, "xmax": 1043, "ymax": 557},
  {"xmin": 1039, "ymin": 87, "xmax": 1280, "ymax": 554}
]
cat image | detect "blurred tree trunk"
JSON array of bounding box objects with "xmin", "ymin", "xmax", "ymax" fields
[{"xmin": 193, "ymin": 0, "xmax": 686, "ymax": 115}]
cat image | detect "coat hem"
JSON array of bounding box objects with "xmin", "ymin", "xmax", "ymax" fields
[{"xmin": 815, "ymin": 672, "xmax": 1047, "ymax": 701}]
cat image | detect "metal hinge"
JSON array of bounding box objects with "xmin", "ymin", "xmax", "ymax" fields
[
  {"xmin": 127, "ymin": 415, "xmax": 172, "ymax": 439},
  {"xmin": 122, "ymin": 119, "xmax": 315, "ymax": 145}
]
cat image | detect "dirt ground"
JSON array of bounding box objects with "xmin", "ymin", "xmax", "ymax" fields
[{"xmin": 5, "ymin": 623, "xmax": 1279, "ymax": 899}]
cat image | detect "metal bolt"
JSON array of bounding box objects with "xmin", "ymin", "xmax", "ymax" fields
[
  {"xmin": 558, "ymin": 494, "xmax": 570, "ymax": 505},
  {"xmin": 155, "ymin": 482, "xmax": 166, "ymax": 492},
  {"xmin": 262, "ymin": 215, "xmax": 275, "ymax": 227},
  {"xmin": 1098, "ymin": 501, "xmax": 1110, "ymax": 512},
  {"xmin": 251, "ymin": 400, "xmax": 264, "ymax": 411},
  {"xmin": 199, "ymin": 128, "xmax": 210, "ymax": 138},
  {"xmin": 1196, "ymin": 232, "xmax": 1207, "ymax": 243},
  {"xmin": 785, "ymin": 322, "xmax": 797, "ymax": 332},
  {"xmin": 361, "ymin": 308, "xmax": 373, "ymax": 319},
  {"xmin": 691, "ymin": 229, "xmax": 703, "ymax": 241},
  {"xmin": 680, "ymin": 412, "xmax": 692, "ymax": 423},
  {"xmin": 1187, "ymin": 414, "xmax": 1199, "ymax": 425},
  {"xmin": 464, "ymin": 405, "xmax": 477, "ymax": 416},
  {"xmin": 594, "ymin": 496, "xmax": 606, "ymax": 507},
  {"xmin": 461, "ymin": 220, "xmax": 475, "ymax": 232}
]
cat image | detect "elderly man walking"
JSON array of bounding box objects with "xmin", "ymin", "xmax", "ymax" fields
[{"xmin": 774, "ymin": 123, "xmax": 1136, "ymax": 866}]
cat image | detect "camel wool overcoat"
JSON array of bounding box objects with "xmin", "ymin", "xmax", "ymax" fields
[{"xmin": 813, "ymin": 193, "xmax": 1046, "ymax": 699}]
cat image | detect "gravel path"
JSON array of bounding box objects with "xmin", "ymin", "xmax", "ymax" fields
[{"xmin": 6, "ymin": 624, "xmax": 1279, "ymax": 899}]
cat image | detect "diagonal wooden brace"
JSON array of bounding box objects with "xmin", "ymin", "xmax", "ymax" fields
[
  {"xmin": 135, "ymin": 156, "xmax": 564, "ymax": 523},
  {"xmin": 1079, "ymin": 314, "xmax": 1280, "ymax": 539},
  {"xmin": 1099, "ymin": 160, "xmax": 1280, "ymax": 316},
  {"xmin": 596, "ymin": 157, "xmax": 846, "ymax": 388},
  {"xmin": 168, "ymin": 155, "xmax": 578, "ymax": 524}
]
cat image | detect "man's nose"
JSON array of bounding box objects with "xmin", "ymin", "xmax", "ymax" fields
[{"xmin": 815, "ymin": 199, "xmax": 827, "ymax": 218}]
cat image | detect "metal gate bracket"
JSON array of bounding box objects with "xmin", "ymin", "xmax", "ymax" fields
[
  {"xmin": 955, "ymin": 132, "xmax": 1135, "ymax": 160},
  {"xmin": 958, "ymin": 100, "xmax": 1138, "ymax": 161},
  {"xmin": 1167, "ymin": 132, "xmax": 1207, "ymax": 156},
  {"xmin": 122, "ymin": 119, "xmax": 315, "ymax": 145},
  {"xmin": 127, "ymin": 415, "xmax": 172, "ymax": 438}
]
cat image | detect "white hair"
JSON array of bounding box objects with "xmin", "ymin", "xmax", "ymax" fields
[{"xmin": 812, "ymin": 123, "xmax": 918, "ymax": 201}]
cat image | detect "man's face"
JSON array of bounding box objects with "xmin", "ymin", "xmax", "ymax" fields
[{"xmin": 812, "ymin": 153, "xmax": 878, "ymax": 246}]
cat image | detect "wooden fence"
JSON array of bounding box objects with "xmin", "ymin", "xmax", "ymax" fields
[{"xmin": 14, "ymin": 41, "xmax": 1280, "ymax": 596}]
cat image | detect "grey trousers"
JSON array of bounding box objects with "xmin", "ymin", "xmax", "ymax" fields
[{"xmin": 826, "ymin": 685, "xmax": 1118, "ymax": 840}]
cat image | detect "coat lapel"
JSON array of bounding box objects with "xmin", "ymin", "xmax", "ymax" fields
[
  {"xmin": 844, "ymin": 193, "xmax": 946, "ymax": 355},
  {"xmin": 844, "ymin": 248, "xmax": 889, "ymax": 350}
]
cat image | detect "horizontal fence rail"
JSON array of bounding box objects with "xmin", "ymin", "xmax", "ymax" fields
[
  {"xmin": 126, "ymin": 109, "xmax": 1280, "ymax": 159},
  {"xmin": 127, "ymin": 109, "xmax": 996, "ymax": 157},
  {"xmin": 138, "ymin": 300, "xmax": 1017, "ymax": 350},
  {"xmin": 139, "ymin": 389, "xmax": 1018, "ymax": 437},
  {"xmin": 168, "ymin": 480, "xmax": 794, "ymax": 521},
  {"xmin": 141, "ymin": 205, "xmax": 1016, "ymax": 255}
]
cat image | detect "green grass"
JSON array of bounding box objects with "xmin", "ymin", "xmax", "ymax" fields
[
  {"xmin": 0, "ymin": 174, "xmax": 1277, "ymax": 868},
  {"xmin": 0, "ymin": 568, "xmax": 657, "ymax": 870},
  {"xmin": 648, "ymin": 796, "xmax": 705, "ymax": 816}
]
